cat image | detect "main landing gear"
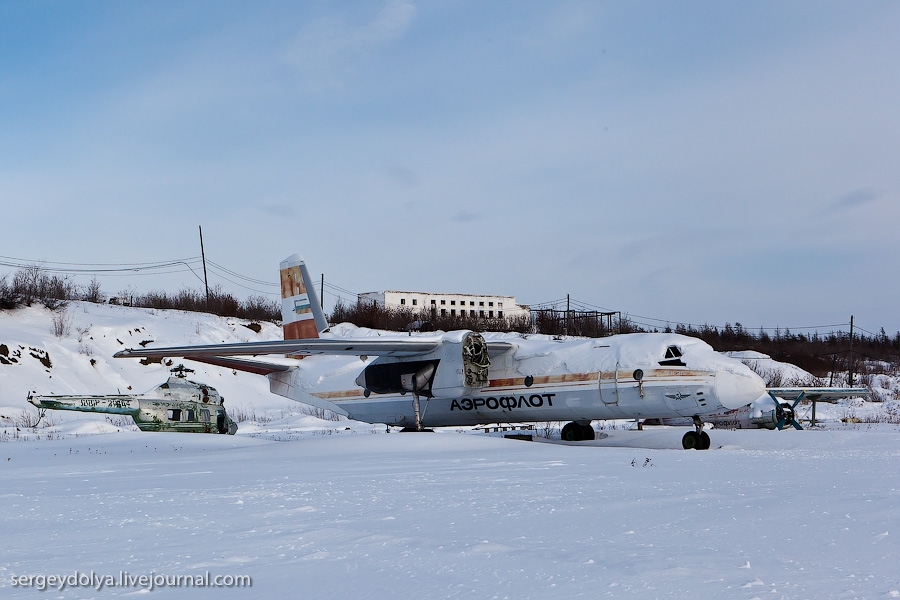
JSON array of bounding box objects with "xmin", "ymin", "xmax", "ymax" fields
[
  {"xmin": 561, "ymin": 421, "xmax": 595, "ymax": 442},
  {"xmin": 682, "ymin": 416, "xmax": 711, "ymax": 450}
]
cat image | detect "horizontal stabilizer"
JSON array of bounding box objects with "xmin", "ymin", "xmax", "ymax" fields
[{"xmin": 767, "ymin": 387, "xmax": 869, "ymax": 403}]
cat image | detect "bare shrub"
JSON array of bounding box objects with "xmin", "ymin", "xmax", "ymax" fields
[
  {"xmin": 298, "ymin": 404, "xmax": 345, "ymax": 421},
  {"xmin": 105, "ymin": 415, "xmax": 137, "ymax": 428},
  {"xmin": 0, "ymin": 274, "xmax": 14, "ymax": 309},
  {"xmin": 241, "ymin": 295, "xmax": 280, "ymax": 321},
  {"xmin": 16, "ymin": 409, "xmax": 39, "ymax": 428},
  {"xmin": 536, "ymin": 421, "xmax": 558, "ymax": 439},
  {"xmin": 52, "ymin": 310, "xmax": 72, "ymax": 338},
  {"xmin": 122, "ymin": 285, "xmax": 280, "ymax": 321},
  {"xmin": 4, "ymin": 265, "xmax": 76, "ymax": 309},
  {"xmin": 81, "ymin": 277, "xmax": 105, "ymax": 303},
  {"xmin": 75, "ymin": 324, "xmax": 91, "ymax": 342}
]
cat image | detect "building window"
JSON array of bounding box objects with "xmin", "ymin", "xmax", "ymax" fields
[
  {"xmin": 489, "ymin": 302, "xmax": 494, "ymax": 307},
  {"xmin": 400, "ymin": 298, "xmax": 406, "ymax": 305},
  {"xmin": 450, "ymin": 309, "xmax": 456, "ymax": 316},
  {"xmin": 489, "ymin": 310, "xmax": 494, "ymax": 318},
  {"xmin": 479, "ymin": 310, "xmax": 485, "ymax": 317},
  {"xmin": 498, "ymin": 311, "xmax": 503, "ymax": 318},
  {"xmin": 479, "ymin": 301, "xmax": 484, "ymax": 307},
  {"xmin": 470, "ymin": 301, "xmax": 475, "ymax": 306},
  {"xmin": 441, "ymin": 309, "xmax": 446, "ymax": 316},
  {"xmin": 451, "ymin": 300, "xmax": 455, "ymax": 305},
  {"xmin": 431, "ymin": 299, "xmax": 436, "ymax": 305},
  {"xmin": 470, "ymin": 310, "xmax": 475, "ymax": 317},
  {"xmin": 498, "ymin": 302, "xmax": 503, "ymax": 308},
  {"xmin": 412, "ymin": 299, "xmax": 417, "ymax": 306},
  {"xmin": 440, "ymin": 299, "xmax": 446, "ymax": 305}
]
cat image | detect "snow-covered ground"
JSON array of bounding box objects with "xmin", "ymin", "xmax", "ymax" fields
[
  {"xmin": 3, "ymin": 424, "xmax": 900, "ymax": 599},
  {"xmin": 3, "ymin": 303, "xmax": 900, "ymax": 598}
]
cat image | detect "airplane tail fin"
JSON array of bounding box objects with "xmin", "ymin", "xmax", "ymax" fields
[{"xmin": 279, "ymin": 254, "xmax": 329, "ymax": 340}]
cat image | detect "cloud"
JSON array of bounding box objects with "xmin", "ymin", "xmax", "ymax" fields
[
  {"xmin": 451, "ymin": 210, "xmax": 481, "ymax": 223},
  {"xmin": 831, "ymin": 188, "xmax": 881, "ymax": 211},
  {"xmin": 261, "ymin": 204, "xmax": 296, "ymax": 218},
  {"xmin": 283, "ymin": 0, "xmax": 416, "ymax": 91},
  {"xmin": 386, "ymin": 165, "xmax": 420, "ymax": 189}
]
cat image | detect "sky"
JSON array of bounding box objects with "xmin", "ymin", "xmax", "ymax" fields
[{"xmin": 2, "ymin": 1, "xmax": 899, "ymax": 336}]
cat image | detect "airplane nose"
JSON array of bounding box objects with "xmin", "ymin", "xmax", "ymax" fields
[{"xmin": 714, "ymin": 369, "xmax": 766, "ymax": 410}]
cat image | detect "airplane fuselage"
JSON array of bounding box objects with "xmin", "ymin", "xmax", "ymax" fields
[{"xmin": 268, "ymin": 332, "xmax": 766, "ymax": 428}]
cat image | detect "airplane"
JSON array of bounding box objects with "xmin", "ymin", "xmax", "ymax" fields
[
  {"xmin": 27, "ymin": 367, "xmax": 238, "ymax": 434},
  {"xmin": 647, "ymin": 387, "xmax": 869, "ymax": 430},
  {"xmin": 111, "ymin": 254, "xmax": 781, "ymax": 450}
]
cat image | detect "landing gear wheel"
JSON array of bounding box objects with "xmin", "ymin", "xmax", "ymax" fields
[
  {"xmin": 682, "ymin": 431, "xmax": 699, "ymax": 450},
  {"xmin": 561, "ymin": 422, "xmax": 596, "ymax": 442},
  {"xmin": 698, "ymin": 431, "xmax": 711, "ymax": 450},
  {"xmin": 561, "ymin": 422, "xmax": 583, "ymax": 441},
  {"xmin": 580, "ymin": 423, "xmax": 595, "ymax": 441}
]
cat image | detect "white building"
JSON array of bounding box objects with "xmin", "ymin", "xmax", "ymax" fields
[{"xmin": 358, "ymin": 290, "xmax": 530, "ymax": 320}]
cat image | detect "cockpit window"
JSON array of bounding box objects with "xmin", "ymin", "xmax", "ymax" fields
[{"xmin": 659, "ymin": 345, "xmax": 686, "ymax": 366}]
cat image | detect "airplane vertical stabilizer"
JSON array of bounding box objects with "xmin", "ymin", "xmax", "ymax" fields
[{"xmin": 279, "ymin": 254, "xmax": 328, "ymax": 340}]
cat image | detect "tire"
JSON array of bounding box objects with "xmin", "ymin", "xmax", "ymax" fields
[
  {"xmin": 698, "ymin": 431, "xmax": 711, "ymax": 450},
  {"xmin": 580, "ymin": 424, "xmax": 595, "ymax": 441},
  {"xmin": 561, "ymin": 422, "xmax": 582, "ymax": 442},
  {"xmin": 682, "ymin": 431, "xmax": 699, "ymax": 450}
]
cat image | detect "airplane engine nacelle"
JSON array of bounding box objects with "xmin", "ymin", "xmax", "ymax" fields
[
  {"xmin": 749, "ymin": 401, "xmax": 793, "ymax": 430},
  {"xmin": 355, "ymin": 331, "xmax": 490, "ymax": 398}
]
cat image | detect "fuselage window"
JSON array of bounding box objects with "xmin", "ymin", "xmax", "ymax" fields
[{"xmin": 167, "ymin": 409, "xmax": 182, "ymax": 421}]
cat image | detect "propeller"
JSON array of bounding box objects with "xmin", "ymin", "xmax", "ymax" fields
[{"xmin": 768, "ymin": 390, "xmax": 804, "ymax": 430}]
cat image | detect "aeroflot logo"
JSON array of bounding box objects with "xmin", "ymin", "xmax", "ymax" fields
[
  {"xmin": 451, "ymin": 393, "xmax": 555, "ymax": 412},
  {"xmin": 293, "ymin": 298, "xmax": 312, "ymax": 315}
]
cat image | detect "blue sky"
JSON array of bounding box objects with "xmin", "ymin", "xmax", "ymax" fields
[{"xmin": 2, "ymin": 1, "xmax": 899, "ymax": 336}]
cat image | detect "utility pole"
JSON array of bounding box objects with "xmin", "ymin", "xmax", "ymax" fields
[
  {"xmin": 199, "ymin": 226, "xmax": 210, "ymax": 311},
  {"xmin": 320, "ymin": 274, "xmax": 325, "ymax": 308},
  {"xmin": 848, "ymin": 314, "xmax": 854, "ymax": 386}
]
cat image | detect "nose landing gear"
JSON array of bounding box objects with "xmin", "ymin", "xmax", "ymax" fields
[{"xmin": 682, "ymin": 416, "xmax": 711, "ymax": 450}]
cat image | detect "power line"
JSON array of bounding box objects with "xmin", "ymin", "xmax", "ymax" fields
[
  {"xmin": 204, "ymin": 263, "xmax": 278, "ymax": 296},
  {"xmin": 206, "ymin": 260, "xmax": 278, "ymax": 288},
  {"xmin": 526, "ymin": 295, "xmax": 858, "ymax": 335},
  {"xmin": 0, "ymin": 254, "xmax": 202, "ymax": 268}
]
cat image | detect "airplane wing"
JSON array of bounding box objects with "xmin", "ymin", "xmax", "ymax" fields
[
  {"xmin": 767, "ymin": 387, "xmax": 869, "ymax": 403},
  {"xmin": 184, "ymin": 355, "xmax": 295, "ymax": 376},
  {"xmin": 114, "ymin": 338, "xmax": 514, "ymax": 360}
]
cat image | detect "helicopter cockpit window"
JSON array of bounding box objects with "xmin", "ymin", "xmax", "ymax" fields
[
  {"xmin": 659, "ymin": 345, "xmax": 686, "ymax": 366},
  {"xmin": 167, "ymin": 408, "xmax": 182, "ymax": 421}
]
